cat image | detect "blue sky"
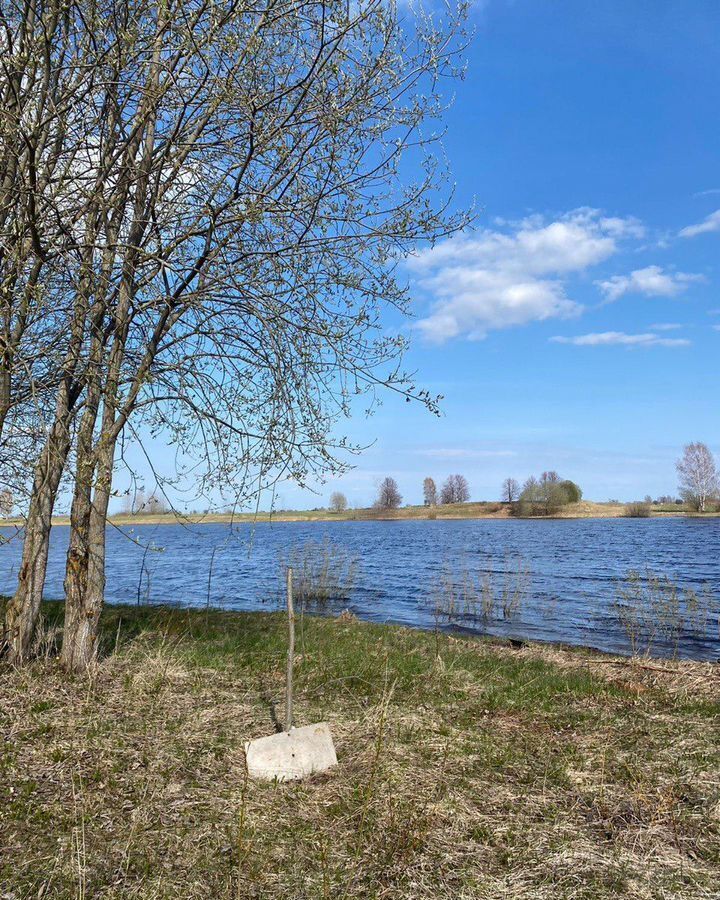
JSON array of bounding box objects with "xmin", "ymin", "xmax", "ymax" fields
[{"xmin": 121, "ymin": 0, "xmax": 720, "ymax": 512}]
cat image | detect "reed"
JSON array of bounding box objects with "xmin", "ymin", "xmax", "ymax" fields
[
  {"xmin": 427, "ymin": 555, "xmax": 530, "ymax": 656},
  {"xmin": 612, "ymin": 569, "xmax": 719, "ymax": 656},
  {"xmin": 279, "ymin": 537, "xmax": 360, "ymax": 611}
]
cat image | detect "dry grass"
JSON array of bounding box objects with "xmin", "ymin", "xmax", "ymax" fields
[{"xmin": 1, "ymin": 603, "xmax": 718, "ymax": 899}]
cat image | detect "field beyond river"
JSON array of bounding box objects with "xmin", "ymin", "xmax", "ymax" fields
[
  {"xmin": 1, "ymin": 603, "xmax": 718, "ymax": 899},
  {"xmin": 5, "ymin": 499, "xmax": 717, "ymax": 526}
]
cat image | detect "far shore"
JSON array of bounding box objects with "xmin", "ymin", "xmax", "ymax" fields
[{"xmin": 3, "ymin": 499, "xmax": 719, "ymax": 528}]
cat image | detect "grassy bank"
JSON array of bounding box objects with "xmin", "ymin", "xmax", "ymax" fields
[
  {"xmin": 1, "ymin": 603, "xmax": 718, "ymax": 898},
  {"xmin": 104, "ymin": 499, "xmax": 720, "ymax": 523},
  {"xmin": 4, "ymin": 499, "xmax": 717, "ymax": 528}
]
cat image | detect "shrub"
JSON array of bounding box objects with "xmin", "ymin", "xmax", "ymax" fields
[
  {"xmin": 624, "ymin": 501, "xmax": 651, "ymax": 518},
  {"xmin": 510, "ymin": 498, "xmax": 533, "ymax": 517},
  {"xmin": 559, "ymin": 480, "xmax": 582, "ymax": 503},
  {"xmin": 513, "ymin": 472, "xmax": 581, "ymax": 516},
  {"xmin": 544, "ymin": 483, "xmax": 571, "ymax": 514}
]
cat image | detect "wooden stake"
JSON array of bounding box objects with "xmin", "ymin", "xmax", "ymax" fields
[{"xmin": 285, "ymin": 567, "xmax": 294, "ymax": 733}]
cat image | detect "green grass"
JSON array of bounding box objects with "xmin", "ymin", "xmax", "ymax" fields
[{"xmin": 1, "ymin": 601, "xmax": 719, "ymax": 898}]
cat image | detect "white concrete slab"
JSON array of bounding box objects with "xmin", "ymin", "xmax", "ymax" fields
[{"xmin": 245, "ymin": 723, "xmax": 337, "ymax": 782}]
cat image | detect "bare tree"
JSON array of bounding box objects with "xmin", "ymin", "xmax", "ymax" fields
[
  {"xmin": 456, "ymin": 474, "xmax": 470, "ymax": 503},
  {"xmin": 536, "ymin": 471, "xmax": 569, "ymax": 514},
  {"xmin": 146, "ymin": 495, "xmax": 169, "ymax": 516},
  {"xmin": 1, "ymin": 0, "xmax": 469, "ymax": 667},
  {"xmin": 119, "ymin": 489, "xmax": 149, "ymax": 516},
  {"xmin": 517, "ymin": 476, "xmax": 540, "ymax": 513},
  {"xmin": 329, "ymin": 491, "xmax": 348, "ymax": 513},
  {"xmin": 677, "ymin": 442, "xmax": 718, "ymax": 512},
  {"xmin": 540, "ymin": 470, "xmax": 561, "ymax": 485},
  {"xmin": 423, "ymin": 477, "xmax": 438, "ymax": 506},
  {"xmin": 440, "ymin": 478, "xmax": 452, "ymax": 504},
  {"xmin": 0, "ymin": 13, "xmax": 77, "ymax": 468},
  {"xmin": 376, "ymin": 477, "xmax": 402, "ymax": 510},
  {"xmin": 440, "ymin": 473, "xmax": 470, "ymax": 504},
  {"xmin": 501, "ymin": 478, "xmax": 520, "ymax": 503}
]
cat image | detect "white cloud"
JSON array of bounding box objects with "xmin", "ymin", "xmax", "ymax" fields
[
  {"xmin": 679, "ymin": 209, "xmax": 720, "ymax": 238},
  {"xmin": 648, "ymin": 322, "xmax": 683, "ymax": 331},
  {"xmin": 412, "ymin": 209, "xmax": 644, "ymax": 342},
  {"xmin": 596, "ymin": 265, "xmax": 702, "ymax": 302},
  {"xmin": 415, "ymin": 447, "xmax": 517, "ymax": 459},
  {"xmin": 551, "ymin": 331, "xmax": 691, "ymax": 348}
]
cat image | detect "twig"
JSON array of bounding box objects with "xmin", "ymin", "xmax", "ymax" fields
[{"xmin": 285, "ymin": 567, "xmax": 294, "ymax": 733}]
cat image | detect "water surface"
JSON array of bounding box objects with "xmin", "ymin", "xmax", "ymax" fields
[{"xmin": 1, "ymin": 518, "xmax": 718, "ymax": 659}]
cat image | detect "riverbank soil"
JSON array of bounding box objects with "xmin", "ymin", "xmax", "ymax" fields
[{"xmin": 1, "ymin": 603, "xmax": 718, "ymax": 898}]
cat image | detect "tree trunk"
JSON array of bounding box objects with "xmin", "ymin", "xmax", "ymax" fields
[
  {"xmin": 3, "ymin": 418, "xmax": 71, "ymax": 662},
  {"xmin": 61, "ymin": 236, "xmax": 139, "ymax": 670},
  {"xmin": 60, "ymin": 388, "xmax": 101, "ymax": 672},
  {"xmin": 62, "ymin": 537, "xmax": 92, "ymax": 670},
  {"xmin": 3, "ymin": 211, "xmax": 101, "ymax": 663},
  {"xmin": 61, "ymin": 432, "xmax": 117, "ymax": 672}
]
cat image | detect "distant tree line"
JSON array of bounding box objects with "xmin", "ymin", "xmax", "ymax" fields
[
  {"xmin": 363, "ymin": 473, "xmax": 472, "ymax": 510},
  {"xmin": 332, "ymin": 440, "xmax": 720, "ymax": 518}
]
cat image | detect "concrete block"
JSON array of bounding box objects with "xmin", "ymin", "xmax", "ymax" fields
[{"xmin": 245, "ymin": 723, "xmax": 337, "ymax": 782}]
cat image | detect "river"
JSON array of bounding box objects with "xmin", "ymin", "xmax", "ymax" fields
[{"xmin": 2, "ymin": 517, "xmax": 719, "ymax": 659}]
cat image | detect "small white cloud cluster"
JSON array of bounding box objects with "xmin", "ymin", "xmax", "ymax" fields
[
  {"xmin": 411, "ymin": 208, "xmax": 644, "ymax": 343},
  {"xmin": 596, "ymin": 265, "xmax": 703, "ymax": 302},
  {"xmin": 679, "ymin": 209, "xmax": 720, "ymax": 239},
  {"xmin": 551, "ymin": 331, "xmax": 690, "ymax": 349},
  {"xmin": 415, "ymin": 447, "xmax": 516, "ymax": 459}
]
